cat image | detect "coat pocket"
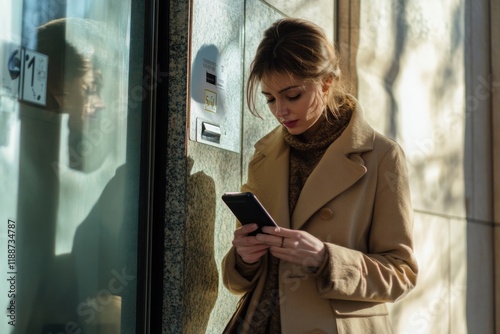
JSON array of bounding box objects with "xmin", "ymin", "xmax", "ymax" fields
[
  {"xmin": 331, "ymin": 301, "xmax": 394, "ymax": 334},
  {"xmin": 331, "ymin": 300, "xmax": 389, "ymax": 317}
]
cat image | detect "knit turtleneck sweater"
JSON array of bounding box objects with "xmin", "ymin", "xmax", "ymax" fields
[
  {"xmin": 284, "ymin": 109, "xmax": 352, "ymax": 214},
  {"xmin": 251, "ymin": 108, "xmax": 352, "ymax": 334}
]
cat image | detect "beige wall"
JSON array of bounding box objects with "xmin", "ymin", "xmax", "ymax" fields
[{"xmin": 356, "ymin": 0, "xmax": 495, "ymax": 333}]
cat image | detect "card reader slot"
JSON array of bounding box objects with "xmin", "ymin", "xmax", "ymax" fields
[{"xmin": 201, "ymin": 122, "xmax": 221, "ymax": 143}]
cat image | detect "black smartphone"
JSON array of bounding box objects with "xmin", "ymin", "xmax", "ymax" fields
[{"xmin": 222, "ymin": 192, "xmax": 278, "ymax": 235}]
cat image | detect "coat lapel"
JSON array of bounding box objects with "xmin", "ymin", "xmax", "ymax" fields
[
  {"xmin": 291, "ymin": 103, "xmax": 375, "ymax": 230},
  {"xmin": 291, "ymin": 146, "xmax": 367, "ymax": 230}
]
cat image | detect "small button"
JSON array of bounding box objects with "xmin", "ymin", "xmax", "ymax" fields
[{"xmin": 319, "ymin": 207, "xmax": 333, "ymax": 220}]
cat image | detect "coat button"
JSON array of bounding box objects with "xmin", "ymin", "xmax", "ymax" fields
[{"xmin": 319, "ymin": 207, "xmax": 333, "ymax": 220}]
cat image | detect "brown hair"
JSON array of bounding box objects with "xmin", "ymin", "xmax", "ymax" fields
[
  {"xmin": 247, "ymin": 18, "xmax": 354, "ymax": 118},
  {"xmin": 35, "ymin": 18, "xmax": 104, "ymax": 112},
  {"xmin": 36, "ymin": 19, "xmax": 92, "ymax": 95}
]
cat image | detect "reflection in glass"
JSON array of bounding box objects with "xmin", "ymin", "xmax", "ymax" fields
[{"xmin": 0, "ymin": 1, "xmax": 141, "ymax": 333}]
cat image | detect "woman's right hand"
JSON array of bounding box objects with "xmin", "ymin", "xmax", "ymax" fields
[{"xmin": 232, "ymin": 223, "xmax": 270, "ymax": 264}]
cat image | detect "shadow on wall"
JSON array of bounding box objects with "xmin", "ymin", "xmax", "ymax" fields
[
  {"xmin": 184, "ymin": 156, "xmax": 219, "ymax": 332},
  {"xmin": 383, "ymin": 1, "xmax": 406, "ymax": 139}
]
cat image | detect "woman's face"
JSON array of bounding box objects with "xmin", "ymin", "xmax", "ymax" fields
[
  {"xmin": 261, "ymin": 72, "xmax": 328, "ymax": 137},
  {"xmin": 65, "ymin": 67, "xmax": 104, "ymax": 132}
]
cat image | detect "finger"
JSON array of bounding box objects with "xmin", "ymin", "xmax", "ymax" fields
[
  {"xmin": 270, "ymin": 245, "xmax": 325, "ymax": 267},
  {"xmin": 255, "ymin": 232, "xmax": 283, "ymax": 247},
  {"xmin": 233, "ymin": 235, "xmax": 268, "ymax": 248},
  {"xmin": 260, "ymin": 226, "xmax": 283, "ymax": 236},
  {"xmin": 261, "ymin": 226, "xmax": 297, "ymax": 238},
  {"xmin": 235, "ymin": 223, "xmax": 259, "ymax": 237},
  {"xmin": 236, "ymin": 243, "xmax": 269, "ymax": 255},
  {"xmin": 233, "ymin": 230, "xmax": 270, "ymax": 249},
  {"xmin": 239, "ymin": 248, "xmax": 269, "ymax": 264},
  {"xmin": 235, "ymin": 242, "xmax": 270, "ymax": 263}
]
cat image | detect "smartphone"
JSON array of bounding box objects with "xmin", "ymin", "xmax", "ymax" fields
[{"xmin": 222, "ymin": 192, "xmax": 278, "ymax": 235}]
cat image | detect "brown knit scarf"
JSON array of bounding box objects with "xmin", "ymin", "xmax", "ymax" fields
[{"xmin": 250, "ymin": 108, "xmax": 352, "ymax": 333}]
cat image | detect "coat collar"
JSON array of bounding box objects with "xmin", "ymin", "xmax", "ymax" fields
[{"xmin": 252, "ymin": 100, "xmax": 375, "ymax": 230}]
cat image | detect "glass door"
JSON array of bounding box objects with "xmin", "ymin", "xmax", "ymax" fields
[{"xmin": 0, "ymin": 0, "xmax": 155, "ymax": 333}]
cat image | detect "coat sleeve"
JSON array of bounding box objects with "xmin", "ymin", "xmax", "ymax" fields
[
  {"xmin": 315, "ymin": 143, "xmax": 418, "ymax": 303},
  {"xmin": 221, "ymin": 246, "xmax": 265, "ymax": 295}
]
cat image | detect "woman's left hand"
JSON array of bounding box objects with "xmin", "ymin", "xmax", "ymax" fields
[{"xmin": 256, "ymin": 226, "xmax": 326, "ymax": 268}]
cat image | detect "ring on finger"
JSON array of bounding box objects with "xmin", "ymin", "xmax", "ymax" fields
[{"xmin": 280, "ymin": 237, "xmax": 285, "ymax": 248}]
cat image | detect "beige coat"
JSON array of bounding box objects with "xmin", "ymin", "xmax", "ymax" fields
[{"xmin": 222, "ymin": 104, "xmax": 418, "ymax": 334}]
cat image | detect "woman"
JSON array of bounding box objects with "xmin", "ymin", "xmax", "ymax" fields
[{"xmin": 222, "ymin": 18, "xmax": 418, "ymax": 334}]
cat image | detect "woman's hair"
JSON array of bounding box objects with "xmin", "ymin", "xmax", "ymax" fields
[
  {"xmin": 247, "ymin": 18, "xmax": 354, "ymax": 118},
  {"xmin": 36, "ymin": 19, "xmax": 94, "ymax": 96}
]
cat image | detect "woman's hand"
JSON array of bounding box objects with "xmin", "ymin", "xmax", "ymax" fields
[
  {"xmin": 232, "ymin": 224, "xmax": 270, "ymax": 264},
  {"xmin": 256, "ymin": 226, "xmax": 326, "ymax": 269}
]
